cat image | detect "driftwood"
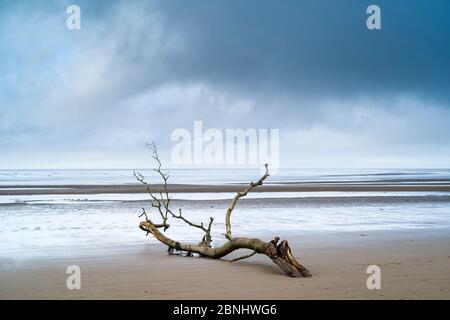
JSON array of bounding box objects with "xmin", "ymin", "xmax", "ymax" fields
[{"xmin": 136, "ymin": 143, "xmax": 311, "ymax": 278}]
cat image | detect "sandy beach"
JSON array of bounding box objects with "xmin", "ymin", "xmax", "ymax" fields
[
  {"xmin": 1, "ymin": 169, "xmax": 450, "ymax": 299},
  {"xmin": 1, "ymin": 229, "xmax": 450, "ymax": 299}
]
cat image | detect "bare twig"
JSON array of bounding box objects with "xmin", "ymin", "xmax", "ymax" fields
[
  {"xmin": 225, "ymin": 164, "xmax": 269, "ymax": 240},
  {"xmin": 135, "ymin": 142, "xmax": 215, "ymax": 246},
  {"xmin": 230, "ymin": 251, "xmax": 257, "ymax": 263}
]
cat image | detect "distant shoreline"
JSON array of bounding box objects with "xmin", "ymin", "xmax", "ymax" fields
[{"xmin": 1, "ymin": 182, "xmax": 450, "ymax": 195}]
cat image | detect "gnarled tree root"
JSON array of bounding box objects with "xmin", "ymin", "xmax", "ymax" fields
[{"xmin": 140, "ymin": 221, "xmax": 311, "ymax": 278}]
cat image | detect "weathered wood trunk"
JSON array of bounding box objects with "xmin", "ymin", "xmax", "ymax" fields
[{"xmin": 140, "ymin": 221, "xmax": 311, "ymax": 278}]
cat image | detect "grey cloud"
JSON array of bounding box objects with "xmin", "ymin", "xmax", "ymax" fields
[{"xmin": 0, "ymin": 0, "xmax": 449, "ymax": 168}]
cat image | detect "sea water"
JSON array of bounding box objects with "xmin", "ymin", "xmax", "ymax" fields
[{"xmin": 1, "ymin": 168, "xmax": 450, "ymax": 259}]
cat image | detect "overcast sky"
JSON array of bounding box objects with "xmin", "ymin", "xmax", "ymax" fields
[{"xmin": 1, "ymin": 0, "xmax": 449, "ymax": 169}]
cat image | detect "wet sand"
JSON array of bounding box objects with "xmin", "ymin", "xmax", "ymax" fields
[
  {"xmin": 1, "ymin": 230, "xmax": 449, "ymax": 299},
  {"xmin": 1, "ymin": 181, "xmax": 450, "ymax": 195}
]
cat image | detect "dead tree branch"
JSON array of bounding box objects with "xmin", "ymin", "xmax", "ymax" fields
[
  {"xmin": 135, "ymin": 142, "xmax": 214, "ymax": 247},
  {"xmin": 225, "ymin": 163, "xmax": 269, "ymax": 240},
  {"xmin": 229, "ymin": 251, "xmax": 257, "ymax": 263},
  {"xmin": 137, "ymin": 144, "xmax": 311, "ymax": 277}
]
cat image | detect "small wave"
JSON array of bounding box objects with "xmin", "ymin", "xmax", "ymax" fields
[{"xmin": 321, "ymin": 172, "xmax": 433, "ymax": 178}]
